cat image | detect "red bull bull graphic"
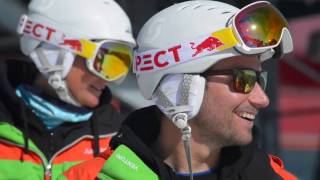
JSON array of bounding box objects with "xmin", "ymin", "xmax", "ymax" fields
[
  {"xmin": 190, "ymin": 36, "xmax": 224, "ymax": 57},
  {"xmin": 60, "ymin": 39, "xmax": 82, "ymax": 51}
]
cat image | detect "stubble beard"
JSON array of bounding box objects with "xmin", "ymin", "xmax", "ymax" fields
[{"xmin": 193, "ymin": 94, "xmax": 251, "ymax": 148}]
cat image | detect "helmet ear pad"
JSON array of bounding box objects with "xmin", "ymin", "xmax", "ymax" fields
[
  {"xmin": 29, "ymin": 45, "xmax": 81, "ymax": 106},
  {"xmin": 20, "ymin": 36, "xmax": 41, "ymax": 56},
  {"xmin": 29, "ymin": 43, "xmax": 75, "ymax": 79},
  {"xmin": 152, "ymin": 74, "xmax": 206, "ymax": 121}
]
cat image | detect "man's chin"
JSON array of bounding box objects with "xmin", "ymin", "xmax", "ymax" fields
[
  {"xmin": 81, "ymin": 97, "xmax": 100, "ymax": 108},
  {"xmin": 237, "ymin": 135, "xmax": 253, "ymax": 146}
]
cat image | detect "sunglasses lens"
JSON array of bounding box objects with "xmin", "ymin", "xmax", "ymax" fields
[
  {"xmin": 235, "ymin": 70, "xmax": 257, "ymax": 93},
  {"xmin": 93, "ymin": 43, "xmax": 132, "ymax": 81},
  {"xmin": 235, "ymin": 2, "xmax": 288, "ymax": 48}
]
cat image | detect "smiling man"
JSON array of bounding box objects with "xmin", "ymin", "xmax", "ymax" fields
[{"xmin": 62, "ymin": 1, "xmax": 297, "ymax": 180}]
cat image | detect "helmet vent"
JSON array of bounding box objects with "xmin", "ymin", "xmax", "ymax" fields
[
  {"xmin": 177, "ymin": 2, "xmax": 205, "ymax": 11},
  {"xmin": 193, "ymin": 5, "xmax": 203, "ymax": 9},
  {"xmin": 222, "ymin": 11, "xmax": 232, "ymax": 14},
  {"xmin": 207, "ymin": 7, "xmax": 217, "ymax": 11},
  {"xmin": 178, "ymin": 4, "xmax": 193, "ymax": 11},
  {"xmin": 102, "ymin": 0, "xmax": 110, "ymax": 4}
]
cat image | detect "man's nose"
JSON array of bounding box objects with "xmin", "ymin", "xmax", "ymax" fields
[{"xmin": 248, "ymin": 83, "xmax": 270, "ymax": 109}]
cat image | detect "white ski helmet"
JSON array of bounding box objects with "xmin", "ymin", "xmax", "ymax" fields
[
  {"xmin": 135, "ymin": 0, "xmax": 292, "ymax": 120},
  {"xmin": 136, "ymin": 0, "xmax": 292, "ymax": 100},
  {"xmin": 18, "ymin": 0, "xmax": 135, "ymax": 106},
  {"xmin": 136, "ymin": 1, "xmax": 241, "ymax": 100}
]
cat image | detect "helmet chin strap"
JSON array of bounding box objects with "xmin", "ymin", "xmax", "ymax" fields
[
  {"xmin": 35, "ymin": 48, "xmax": 81, "ymax": 106},
  {"xmin": 154, "ymin": 74, "xmax": 201, "ymax": 180}
]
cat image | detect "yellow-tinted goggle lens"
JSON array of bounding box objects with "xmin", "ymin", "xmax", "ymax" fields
[{"xmin": 93, "ymin": 43, "xmax": 132, "ymax": 81}]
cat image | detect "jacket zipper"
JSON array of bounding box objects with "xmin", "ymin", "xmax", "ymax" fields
[
  {"xmin": 1, "ymin": 132, "xmax": 116, "ymax": 179},
  {"xmin": 45, "ymin": 163, "xmax": 52, "ymax": 179},
  {"xmin": 45, "ymin": 133, "xmax": 115, "ymax": 179}
]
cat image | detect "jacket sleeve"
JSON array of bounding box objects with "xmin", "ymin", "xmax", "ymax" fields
[
  {"xmin": 59, "ymin": 145, "xmax": 159, "ymax": 180},
  {"xmin": 59, "ymin": 148, "xmax": 113, "ymax": 180},
  {"xmin": 268, "ymin": 155, "xmax": 298, "ymax": 180}
]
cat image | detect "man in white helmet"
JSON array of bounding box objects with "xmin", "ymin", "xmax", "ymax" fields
[
  {"xmin": 62, "ymin": 1, "xmax": 297, "ymax": 180},
  {"xmin": 0, "ymin": 0, "xmax": 135, "ymax": 179}
]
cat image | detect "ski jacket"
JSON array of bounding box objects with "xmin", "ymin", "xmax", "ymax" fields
[
  {"xmin": 62, "ymin": 106, "xmax": 297, "ymax": 180},
  {"xmin": 0, "ymin": 59, "xmax": 124, "ymax": 179}
]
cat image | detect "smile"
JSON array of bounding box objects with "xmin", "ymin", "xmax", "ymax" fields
[{"xmin": 237, "ymin": 112, "xmax": 256, "ymax": 121}]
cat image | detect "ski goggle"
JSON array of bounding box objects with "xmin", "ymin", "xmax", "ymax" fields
[
  {"xmin": 17, "ymin": 15, "xmax": 134, "ymax": 82},
  {"xmin": 134, "ymin": 1, "xmax": 292, "ymax": 74},
  {"xmin": 231, "ymin": 1, "xmax": 290, "ymax": 54},
  {"xmin": 201, "ymin": 69, "xmax": 268, "ymax": 94},
  {"xmin": 85, "ymin": 40, "xmax": 133, "ymax": 81}
]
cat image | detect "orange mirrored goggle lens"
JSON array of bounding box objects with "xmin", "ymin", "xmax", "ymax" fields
[{"xmin": 235, "ymin": 2, "xmax": 289, "ymax": 48}]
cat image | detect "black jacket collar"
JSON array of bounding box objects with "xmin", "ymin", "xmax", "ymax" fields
[{"xmin": 111, "ymin": 106, "xmax": 267, "ymax": 180}]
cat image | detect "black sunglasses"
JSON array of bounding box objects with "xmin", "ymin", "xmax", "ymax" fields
[{"xmin": 201, "ymin": 68, "xmax": 268, "ymax": 94}]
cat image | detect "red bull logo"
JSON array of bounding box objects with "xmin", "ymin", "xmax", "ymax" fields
[
  {"xmin": 190, "ymin": 36, "xmax": 224, "ymax": 57},
  {"xmin": 60, "ymin": 39, "xmax": 82, "ymax": 51}
]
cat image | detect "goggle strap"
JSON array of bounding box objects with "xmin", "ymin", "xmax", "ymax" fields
[
  {"xmin": 17, "ymin": 14, "xmax": 97, "ymax": 59},
  {"xmin": 134, "ymin": 28, "xmax": 239, "ymax": 74},
  {"xmin": 212, "ymin": 28, "xmax": 239, "ymax": 51}
]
